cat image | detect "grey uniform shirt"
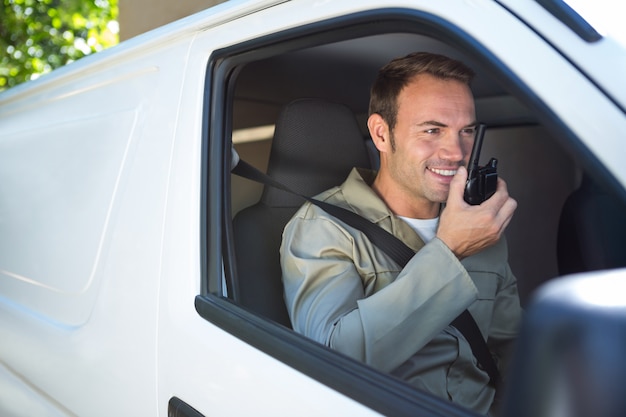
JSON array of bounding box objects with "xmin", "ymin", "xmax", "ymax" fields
[{"xmin": 280, "ymin": 168, "xmax": 522, "ymax": 415}]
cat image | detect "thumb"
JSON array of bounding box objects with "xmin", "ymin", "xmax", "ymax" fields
[{"xmin": 448, "ymin": 166, "xmax": 468, "ymax": 202}]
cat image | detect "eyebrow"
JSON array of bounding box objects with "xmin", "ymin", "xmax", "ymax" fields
[
  {"xmin": 419, "ymin": 120, "xmax": 447, "ymax": 128},
  {"xmin": 419, "ymin": 120, "xmax": 478, "ymax": 129}
]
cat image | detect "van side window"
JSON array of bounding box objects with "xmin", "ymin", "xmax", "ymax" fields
[{"xmin": 197, "ymin": 12, "xmax": 624, "ymax": 416}]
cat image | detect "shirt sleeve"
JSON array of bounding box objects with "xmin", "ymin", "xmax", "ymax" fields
[
  {"xmin": 487, "ymin": 261, "xmax": 523, "ymax": 379},
  {"xmin": 281, "ymin": 207, "xmax": 479, "ymax": 372},
  {"xmin": 462, "ymin": 236, "xmax": 523, "ymax": 380}
]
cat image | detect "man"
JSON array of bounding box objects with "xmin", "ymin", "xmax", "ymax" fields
[{"xmin": 280, "ymin": 52, "xmax": 521, "ymax": 415}]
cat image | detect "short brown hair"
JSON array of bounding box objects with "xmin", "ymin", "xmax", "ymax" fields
[{"xmin": 369, "ymin": 52, "xmax": 475, "ymax": 131}]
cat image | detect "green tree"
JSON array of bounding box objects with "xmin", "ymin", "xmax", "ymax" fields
[{"xmin": 0, "ymin": 0, "xmax": 118, "ymax": 92}]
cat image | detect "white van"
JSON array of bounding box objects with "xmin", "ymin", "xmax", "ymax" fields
[{"xmin": 1, "ymin": 0, "xmax": 625, "ymax": 416}]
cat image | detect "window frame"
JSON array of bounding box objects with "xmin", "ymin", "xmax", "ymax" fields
[{"xmin": 194, "ymin": 6, "xmax": 607, "ymax": 416}]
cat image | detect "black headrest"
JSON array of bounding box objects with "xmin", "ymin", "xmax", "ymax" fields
[{"xmin": 261, "ymin": 98, "xmax": 371, "ymax": 207}]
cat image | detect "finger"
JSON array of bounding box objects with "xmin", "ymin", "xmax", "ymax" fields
[
  {"xmin": 495, "ymin": 197, "xmax": 518, "ymax": 234},
  {"xmin": 447, "ymin": 166, "xmax": 468, "ymax": 205},
  {"xmin": 483, "ymin": 178, "xmax": 510, "ymax": 208},
  {"xmin": 496, "ymin": 177, "xmax": 509, "ymax": 193},
  {"xmin": 454, "ymin": 165, "xmax": 468, "ymax": 184}
]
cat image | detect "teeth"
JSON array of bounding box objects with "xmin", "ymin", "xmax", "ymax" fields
[{"xmin": 429, "ymin": 168, "xmax": 457, "ymax": 176}]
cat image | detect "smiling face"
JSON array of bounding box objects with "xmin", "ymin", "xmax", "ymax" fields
[{"xmin": 369, "ymin": 73, "xmax": 476, "ymax": 218}]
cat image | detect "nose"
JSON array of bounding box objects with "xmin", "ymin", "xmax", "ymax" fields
[{"xmin": 438, "ymin": 133, "xmax": 465, "ymax": 163}]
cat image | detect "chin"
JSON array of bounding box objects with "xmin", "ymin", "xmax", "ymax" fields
[{"xmin": 426, "ymin": 189, "xmax": 450, "ymax": 204}]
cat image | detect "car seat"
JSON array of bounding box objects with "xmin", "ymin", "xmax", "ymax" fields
[
  {"xmin": 232, "ymin": 98, "xmax": 372, "ymax": 327},
  {"xmin": 557, "ymin": 174, "xmax": 626, "ymax": 275}
]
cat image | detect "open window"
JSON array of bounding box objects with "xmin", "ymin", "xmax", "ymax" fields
[{"xmin": 194, "ymin": 8, "xmax": 626, "ymax": 416}]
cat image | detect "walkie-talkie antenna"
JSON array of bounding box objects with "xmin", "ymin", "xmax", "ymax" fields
[{"xmin": 467, "ymin": 123, "xmax": 486, "ymax": 176}]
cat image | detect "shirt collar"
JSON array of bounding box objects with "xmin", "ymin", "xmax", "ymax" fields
[{"xmin": 339, "ymin": 168, "xmax": 426, "ymax": 252}]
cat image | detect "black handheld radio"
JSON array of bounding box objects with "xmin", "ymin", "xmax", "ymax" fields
[{"xmin": 463, "ymin": 124, "xmax": 498, "ymax": 205}]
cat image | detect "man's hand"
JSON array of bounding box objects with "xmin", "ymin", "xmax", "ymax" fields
[{"xmin": 437, "ymin": 166, "xmax": 517, "ymax": 259}]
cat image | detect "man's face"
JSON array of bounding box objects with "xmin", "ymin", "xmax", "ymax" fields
[{"xmin": 384, "ymin": 74, "xmax": 476, "ymax": 206}]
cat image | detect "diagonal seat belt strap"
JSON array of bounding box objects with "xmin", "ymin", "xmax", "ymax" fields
[
  {"xmin": 232, "ymin": 160, "xmax": 415, "ymax": 266},
  {"xmin": 232, "ymin": 158, "xmax": 501, "ymax": 387}
]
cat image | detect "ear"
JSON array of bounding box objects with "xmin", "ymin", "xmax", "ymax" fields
[{"xmin": 367, "ymin": 113, "xmax": 391, "ymax": 153}]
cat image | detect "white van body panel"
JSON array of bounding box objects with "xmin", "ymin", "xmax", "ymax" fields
[
  {"xmin": 0, "ymin": 1, "xmax": 379, "ymax": 415},
  {"xmin": 0, "ymin": 0, "xmax": 624, "ymax": 416},
  {"xmin": 0, "ymin": 35, "xmax": 192, "ymax": 417},
  {"xmin": 497, "ymin": 0, "xmax": 626, "ymax": 108}
]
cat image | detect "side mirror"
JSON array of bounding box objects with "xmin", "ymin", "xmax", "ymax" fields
[{"xmin": 501, "ymin": 269, "xmax": 626, "ymax": 417}]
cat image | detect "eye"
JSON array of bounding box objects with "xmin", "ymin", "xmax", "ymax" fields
[
  {"xmin": 461, "ymin": 127, "xmax": 476, "ymax": 136},
  {"xmin": 425, "ymin": 128, "xmax": 440, "ymax": 134}
]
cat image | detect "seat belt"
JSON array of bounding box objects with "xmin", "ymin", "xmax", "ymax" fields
[{"xmin": 232, "ymin": 158, "xmax": 501, "ymax": 387}]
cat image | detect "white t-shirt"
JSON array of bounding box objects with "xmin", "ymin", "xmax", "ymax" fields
[{"xmin": 398, "ymin": 216, "xmax": 439, "ymax": 243}]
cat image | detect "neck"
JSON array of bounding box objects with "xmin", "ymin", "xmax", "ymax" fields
[{"xmin": 371, "ymin": 173, "xmax": 441, "ymax": 219}]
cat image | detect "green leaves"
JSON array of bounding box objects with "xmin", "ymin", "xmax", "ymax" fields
[{"xmin": 1, "ymin": 0, "xmax": 118, "ymax": 91}]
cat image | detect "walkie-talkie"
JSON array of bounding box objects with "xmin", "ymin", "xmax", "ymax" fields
[{"xmin": 464, "ymin": 123, "xmax": 498, "ymax": 205}]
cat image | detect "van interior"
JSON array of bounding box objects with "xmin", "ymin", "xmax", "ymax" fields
[{"xmin": 217, "ymin": 26, "xmax": 624, "ymax": 325}]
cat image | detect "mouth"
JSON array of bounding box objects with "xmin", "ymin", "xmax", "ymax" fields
[{"xmin": 427, "ymin": 167, "xmax": 458, "ymax": 177}]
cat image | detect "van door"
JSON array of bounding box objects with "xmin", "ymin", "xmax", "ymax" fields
[{"xmin": 157, "ymin": 0, "xmax": 626, "ymax": 416}]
